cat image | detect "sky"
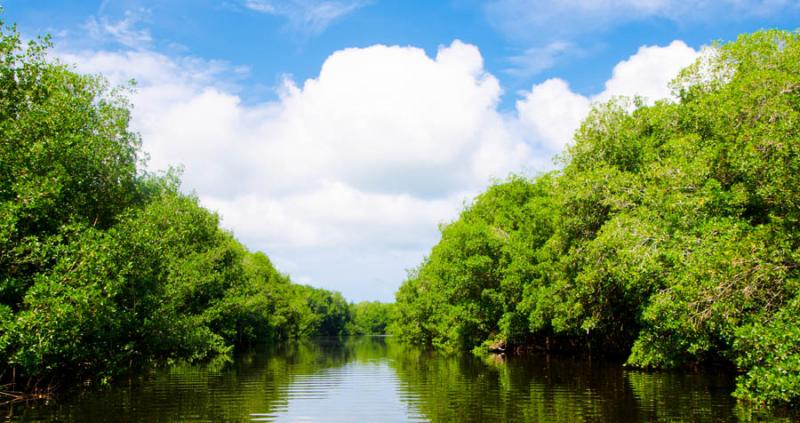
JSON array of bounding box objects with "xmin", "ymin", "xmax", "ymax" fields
[{"xmin": 3, "ymin": 0, "xmax": 799, "ymax": 302}]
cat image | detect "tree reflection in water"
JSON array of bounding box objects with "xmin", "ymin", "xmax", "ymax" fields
[{"xmin": 3, "ymin": 337, "xmax": 795, "ymax": 422}]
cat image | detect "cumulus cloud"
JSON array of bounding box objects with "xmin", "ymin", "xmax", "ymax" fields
[
  {"xmin": 244, "ymin": 0, "xmax": 368, "ymax": 35},
  {"xmin": 58, "ymin": 38, "xmax": 699, "ymax": 301},
  {"xmin": 595, "ymin": 40, "xmax": 701, "ymax": 102},
  {"xmin": 58, "ymin": 41, "xmax": 534, "ymax": 300},
  {"xmin": 202, "ymin": 183, "xmax": 467, "ymax": 249},
  {"xmin": 64, "ymin": 41, "xmax": 529, "ymax": 198},
  {"xmin": 516, "ymin": 79, "xmax": 591, "ymax": 151},
  {"xmin": 260, "ymin": 42, "xmax": 531, "ymax": 196},
  {"xmin": 516, "ymin": 40, "xmax": 700, "ymax": 151}
]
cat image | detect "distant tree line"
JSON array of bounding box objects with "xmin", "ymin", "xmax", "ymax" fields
[
  {"xmin": 347, "ymin": 301, "xmax": 397, "ymax": 335},
  {"xmin": 393, "ymin": 30, "xmax": 800, "ymax": 406}
]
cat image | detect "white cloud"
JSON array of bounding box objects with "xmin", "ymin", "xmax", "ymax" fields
[
  {"xmin": 595, "ymin": 40, "xmax": 700, "ymax": 102},
  {"xmin": 58, "ymin": 38, "xmax": 700, "ymax": 301},
  {"xmin": 58, "ymin": 41, "xmax": 534, "ymax": 301},
  {"xmin": 85, "ymin": 9, "xmax": 153, "ymax": 49},
  {"xmin": 257, "ymin": 42, "xmax": 529, "ymax": 196},
  {"xmin": 244, "ymin": 0, "xmax": 368, "ymax": 34},
  {"xmin": 202, "ymin": 183, "xmax": 467, "ymax": 249},
  {"xmin": 516, "ymin": 40, "xmax": 700, "ymax": 152},
  {"xmin": 516, "ymin": 79, "xmax": 591, "ymax": 151}
]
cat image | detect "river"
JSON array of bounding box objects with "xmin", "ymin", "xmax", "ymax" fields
[{"xmin": 2, "ymin": 336, "xmax": 795, "ymax": 422}]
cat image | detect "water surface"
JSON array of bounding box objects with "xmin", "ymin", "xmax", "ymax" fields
[{"xmin": 3, "ymin": 337, "xmax": 794, "ymax": 422}]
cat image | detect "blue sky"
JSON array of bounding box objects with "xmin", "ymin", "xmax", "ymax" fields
[
  {"xmin": 4, "ymin": 1, "xmax": 800, "ymax": 301},
  {"xmin": 9, "ymin": 1, "xmax": 798, "ymax": 103}
]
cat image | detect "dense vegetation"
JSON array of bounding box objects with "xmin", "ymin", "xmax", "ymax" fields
[
  {"xmin": 0, "ymin": 22, "xmax": 360, "ymax": 388},
  {"xmin": 346, "ymin": 301, "xmax": 397, "ymax": 335},
  {"xmin": 394, "ymin": 30, "xmax": 800, "ymax": 406}
]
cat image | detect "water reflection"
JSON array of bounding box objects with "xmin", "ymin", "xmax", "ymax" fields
[{"xmin": 2, "ymin": 337, "xmax": 795, "ymax": 422}]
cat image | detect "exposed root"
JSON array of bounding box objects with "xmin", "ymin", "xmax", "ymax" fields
[{"xmin": 0, "ymin": 385, "xmax": 52, "ymax": 407}]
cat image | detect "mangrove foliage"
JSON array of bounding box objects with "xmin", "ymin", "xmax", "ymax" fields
[
  {"xmin": 0, "ymin": 21, "xmax": 356, "ymax": 389},
  {"xmin": 393, "ymin": 30, "xmax": 800, "ymax": 406}
]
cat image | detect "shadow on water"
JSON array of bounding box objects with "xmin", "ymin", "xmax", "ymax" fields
[{"xmin": 1, "ymin": 336, "xmax": 796, "ymax": 422}]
